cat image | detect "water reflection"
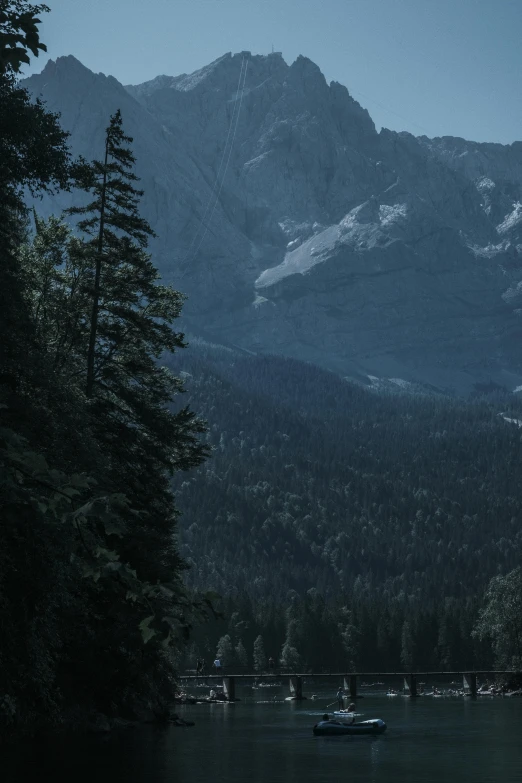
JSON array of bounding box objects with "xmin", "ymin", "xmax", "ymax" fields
[{"xmin": 5, "ymin": 692, "xmax": 522, "ymax": 783}]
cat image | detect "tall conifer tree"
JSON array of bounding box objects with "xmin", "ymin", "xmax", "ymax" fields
[
  {"xmin": 69, "ymin": 111, "xmax": 154, "ymax": 398},
  {"xmin": 65, "ymin": 110, "xmax": 209, "ymax": 581}
]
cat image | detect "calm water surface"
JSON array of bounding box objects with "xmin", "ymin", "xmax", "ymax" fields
[{"xmin": 6, "ymin": 686, "xmax": 522, "ymax": 783}]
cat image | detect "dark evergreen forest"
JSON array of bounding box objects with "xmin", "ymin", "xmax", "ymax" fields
[
  {"xmin": 166, "ymin": 344, "xmax": 522, "ymax": 674},
  {"xmin": 0, "ymin": 2, "xmax": 208, "ymax": 738}
]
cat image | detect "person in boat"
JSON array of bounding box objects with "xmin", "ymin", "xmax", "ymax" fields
[
  {"xmin": 313, "ymin": 713, "xmax": 330, "ymax": 729},
  {"xmin": 338, "ymin": 700, "xmax": 356, "ymax": 712},
  {"xmin": 336, "ymin": 687, "xmax": 344, "ymax": 709},
  {"xmin": 268, "ymin": 656, "xmax": 275, "ymax": 672}
]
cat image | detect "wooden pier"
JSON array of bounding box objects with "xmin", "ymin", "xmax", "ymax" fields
[{"xmin": 180, "ymin": 670, "xmax": 518, "ymax": 702}]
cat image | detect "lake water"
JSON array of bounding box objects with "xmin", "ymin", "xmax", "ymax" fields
[{"xmin": 5, "ymin": 683, "xmax": 522, "ymax": 783}]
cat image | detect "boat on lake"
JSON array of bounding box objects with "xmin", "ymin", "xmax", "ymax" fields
[{"xmin": 313, "ymin": 718, "xmax": 387, "ymax": 736}]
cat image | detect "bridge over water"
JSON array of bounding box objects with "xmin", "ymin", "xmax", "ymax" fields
[{"xmin": 180, "ymin": 670, "xmax": 518, "ymax": 701}]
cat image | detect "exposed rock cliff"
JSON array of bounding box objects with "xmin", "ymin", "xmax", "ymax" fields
[{"xmin": 23, "ymin": 52, "xmax": 522, "ymax": 392}]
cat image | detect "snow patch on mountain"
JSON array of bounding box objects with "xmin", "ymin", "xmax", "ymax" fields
[
  {"xmin": 499, "ymin": 413, "xmax": 522, "ymax": 427},
  {"xmin": 502, "ymin": 281, "xmax": 522, "ymax": 304},
  {"xmin": 498, "ymin": 202, "xmax": 522, "ymax": 235},
  {"xmin": 379, "ymin": 203, "xmax": 408, "ymax": 226},
  {"xmin": 256, "ymin": 198, "xmax": 410, "ymax": 288}
]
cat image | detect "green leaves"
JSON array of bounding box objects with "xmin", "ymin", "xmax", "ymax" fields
[
  {"xmin": 139, "ymin": 615, "xmax": 156, "ymax": 644},
  {"xmin": 1, "ymin": 413, "xmax": 196, "ymax": 662},
  {"xmin": 474, "ymin": 568, "xmax": 522, "ymax": 670},
  {"xmin": 0, "ymin": 3, "xmax": 49, "ymax": 75}
]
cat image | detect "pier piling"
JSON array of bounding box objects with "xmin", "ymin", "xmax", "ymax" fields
[
  {"xmin": 223, "ymin": 677, "xmax": 236, "ymax": 701},
  {"xmin": 403, "ymin": 674, "xmax": 418, "ymax": 697},
  {"xmin": 343, "ymin": 674, "xmax": 357, "ymax": 700},
  {"xmin": 289, "ymin": 675, "xmax": 303, "ymax": 700},
  {"xmin": 463, "ymin": 672, "xmax": 477, "ymax": 697}
]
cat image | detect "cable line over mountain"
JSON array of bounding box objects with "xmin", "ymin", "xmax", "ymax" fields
[{"xmin": 181, "ymin": 56, "xmax": 249, "ymax": 270}]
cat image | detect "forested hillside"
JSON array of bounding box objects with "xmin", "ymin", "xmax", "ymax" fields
[{"xmin": 167, "ymin": 344, "xmax": 522, "ymax": 672}]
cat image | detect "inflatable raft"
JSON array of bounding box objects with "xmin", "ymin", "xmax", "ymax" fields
[{"xmin": 313, "ymin": 718, "xmax": 386, "ymax": 736}]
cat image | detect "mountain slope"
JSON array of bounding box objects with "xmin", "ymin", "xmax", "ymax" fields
[
  {"xmin": 167, "ymin": 343, "xmax": 522, "ymax": 604},
  {"xmin": 23, "ymin": 52, "xmax": 522, "ymax": 392}
]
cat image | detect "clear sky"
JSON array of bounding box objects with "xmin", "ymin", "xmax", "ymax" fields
[{"xmin": 23, "ymin": 0, "xmax": 521, "ymax": 144}]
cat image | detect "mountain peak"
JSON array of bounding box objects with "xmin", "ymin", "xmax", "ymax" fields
[
  {"xmin": 26, "ymin": 54, "xmax": 126, "ymax": 97},
  {"xmin": 42, "ymin": 54, "xmax": 94, "ymax": 78},
  {"xmin": 290, "ymin": 54, "xmax": 324, "ymax": 75},
  {"xmin": 128, "ymin": 50, "xmax": 290, "ymax": 99}
]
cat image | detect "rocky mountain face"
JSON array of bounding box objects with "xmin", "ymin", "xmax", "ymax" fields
[{"xmin": 23, "ymin": 52, "xmax": 522, "ymax": 392}]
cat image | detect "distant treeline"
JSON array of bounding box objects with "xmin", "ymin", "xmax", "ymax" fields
[{"xmin": 166, "ymin": 345, "xmax": 522, "ymax": 672}]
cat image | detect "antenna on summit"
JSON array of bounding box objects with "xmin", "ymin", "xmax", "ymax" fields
[{"xmin": 271, "ymin": 43, "xmax": 274, "ymax": 54}]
